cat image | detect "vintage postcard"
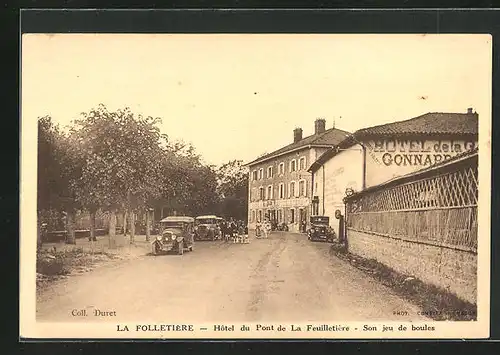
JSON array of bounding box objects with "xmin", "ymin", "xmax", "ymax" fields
[{"xmin": 20, "ymin": 33, "xmax": 492, "ymax": 339}]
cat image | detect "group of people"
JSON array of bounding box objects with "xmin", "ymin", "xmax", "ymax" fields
[
  {"xmin": 255, "ymin": 219, "xmax": 271, "ymax": 239},
  {"xmin": 218, "ymin": 219, "xmax": 249, "ymax": 244}
]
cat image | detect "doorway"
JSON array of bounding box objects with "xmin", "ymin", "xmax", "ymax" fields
[{"xmin": 299, "ymin": 208, "xmax": 307, "ymax": 233}]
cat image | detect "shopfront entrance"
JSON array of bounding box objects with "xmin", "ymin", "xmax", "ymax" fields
[{"xmin": 299, "ymin": 208, "xmax": 307, "ymax": 233}]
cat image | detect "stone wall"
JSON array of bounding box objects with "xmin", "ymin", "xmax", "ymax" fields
[{"xmin": 347, "ymin": 228, "xmax": 477, "ymax": 304}]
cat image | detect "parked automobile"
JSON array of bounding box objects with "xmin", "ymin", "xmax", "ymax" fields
[
  {"xmin": 194, "ymin": 215, "xmax": 221, "ymax": 241},
  {"xmin": 152, "ymin": 216, "xmax": 195, "ymax": 255},
  {"xmin": 277, "ymin": 222, "xmax": 289, "ymax": 231},
  {"xmin": 215, "ymin": 217, "xmax": 225, "ymax": 227},
  {"xmin": 307, "ymin": 216, "xmax": 335, "ymax": 242}
]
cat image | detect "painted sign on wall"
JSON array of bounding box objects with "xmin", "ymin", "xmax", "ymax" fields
[{"xmin": 371, "ymin": 139, "xmax": 477, "ymax": 167}]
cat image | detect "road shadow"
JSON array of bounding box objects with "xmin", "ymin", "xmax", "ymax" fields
[{"xmin": 146, "ymin": 249, "xmax": 191, "ymax": 257}]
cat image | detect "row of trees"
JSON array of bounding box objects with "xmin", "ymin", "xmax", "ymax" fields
[{"xmin": 37, "ymin": 104, "xmax": 248, "ymax": 246}]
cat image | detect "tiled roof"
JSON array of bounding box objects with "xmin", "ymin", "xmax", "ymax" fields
[
  {"xmin": 355, "ymin": 112, "xmax": 478, "ymax": 137},
  {"xmin": 246, "ymin": 127, "xmax": 351, "ymax": 166},
  {"xmin": 308, "ymin": 111, "xmax": 479, "ymax": 173}
]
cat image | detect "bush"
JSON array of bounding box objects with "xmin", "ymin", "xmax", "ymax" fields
[{"xmin": 36, "ymin": 252, "xmax": 69, "ymax": 276}]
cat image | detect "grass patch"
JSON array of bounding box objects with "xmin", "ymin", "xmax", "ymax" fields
[
  {"xmin": 36, "ymin": 247, "xmax": 120, "ymax": 291},
  {"xmin": 329, "ymin": 242, "xmax": 477, "ymax": 321}
]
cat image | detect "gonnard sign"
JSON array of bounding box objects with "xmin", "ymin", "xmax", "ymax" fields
[{"xmin": 371, "ymin": 139, "xmax": 477, "ymax": 167}]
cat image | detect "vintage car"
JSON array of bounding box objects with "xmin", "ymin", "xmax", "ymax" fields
[
  {"xmin": 307, "ymin": 216, "xmax": 335, "ymax": 242},
  {"xmin": 152, "ymin": 216, "xmax": 195, "ymax": 255},
  {"xmin": 194, "ymin": 215, "xmax": 221, "ymax": 241}
]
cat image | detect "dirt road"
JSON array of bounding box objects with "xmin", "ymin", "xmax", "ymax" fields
[{"xmin": 36, "ymin": 232, "xmax": 428, "ymax": 322}]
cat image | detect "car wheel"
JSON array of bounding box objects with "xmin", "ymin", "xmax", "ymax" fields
[{"xmin": 189, "ymin": 245, "xmax": 193, "ymax": 252}]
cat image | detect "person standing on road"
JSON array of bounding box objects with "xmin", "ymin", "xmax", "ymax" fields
[
  {"xmin": 262, "ymin": 219, "xmax": 269, "ymax": 239},
  {"xmin": 301, "ymin": 220, "xmax": 307, "ymax": 233},
  {"xmin": 220, "ymin": 221, "xmax": 227, "ymax": 241},
  {"xmin": 230, "ymin": 220, "xmax": 237, "ymax": 241}
]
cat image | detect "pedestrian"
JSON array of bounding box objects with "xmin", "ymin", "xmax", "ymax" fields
[
  {"xmin": 262, "ymin": 219, "xmax": 269, "ymax": 239},
  {"xmin": 230, "ymin": 220, "xmax": 237, "ymax": 242},
  {"xmin": 222, "ymin": 221, "xmax": 228, "ymax": 241},
  {"xmin": 237, "ymin": 222, "xmax": 245, "ymax": 243}
]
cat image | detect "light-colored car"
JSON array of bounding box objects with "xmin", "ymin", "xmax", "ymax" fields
[
  {"xmin": 194, "ymin": 215, "xmax": 221, "ymax": 241},
  {"xmin": 152, "ymin": 216, "xmax": 195, "ymax": 255}
]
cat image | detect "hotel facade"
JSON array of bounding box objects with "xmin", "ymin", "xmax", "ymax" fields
[
  {"xmin": 245, "ymin": 118, "xmax": 350, "ymax": 233},
  {"xmin": 308, "ymin": 109, "xmax": 479, "ymax": 238}
]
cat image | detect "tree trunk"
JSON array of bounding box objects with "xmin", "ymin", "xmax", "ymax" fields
[
  {"xmin": 130, "ymin": 212, "xmax": 136, "ymax": 244},
  {"xmin": 108, "ymin": 210, "xmax": 117, "ymax": 248},
  {"xmin": 123, "ymin": 211, "xmax": 128, "ymax": 236},
  {"xmin": 145, "ymin": 209, "xmax": 151, "ymax": 242},
  {"xmin": 66, "ymin": 210, "xmax": 76, "ymax": 244},
  {"xmin": 89, "ymin": 210, "xmax": 96, "ymax": 241}
]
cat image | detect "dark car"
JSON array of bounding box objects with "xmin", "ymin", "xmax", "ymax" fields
[
  {"xmin": 152, "ymin": 216, "xmax": 195, "ymax": 255},
  {"xmin": 307, "ymin": 216, "xmax": 335, "ymax": 242}
]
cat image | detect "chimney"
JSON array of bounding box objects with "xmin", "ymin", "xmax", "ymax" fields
[
  {"xmin": 467, "ymin": 107, "xmax": 474, "ymax": 114},
  {"xmin": 293, "ymin": 127, "xmax": 303, "ymax": 143},
  {"xmin": 315, "ymin": 118, "xmax": 326, "ymax": 135}
]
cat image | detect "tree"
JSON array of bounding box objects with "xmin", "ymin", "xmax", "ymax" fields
[
  {"xmin": 217, "ymin": 160, "xmax": 249, "ymax": 221},
  {"xmin": 37, "ymin": 116, "xmax": 81, "ymax": 244},
  {"xmin": 152, "ymin": 140, "xmax": 220, "ymax": 217},
  {"xmin": 69, "ymin": 104, "xmax": 164, "ymax": 245}
]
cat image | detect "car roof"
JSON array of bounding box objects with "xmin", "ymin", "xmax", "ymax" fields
[
  {"xmin": 160, "ymin": 216, "xmax": 194, "ymax": 223},
  {"xmin": 196, "ymin": 215, "xmax": 218, "ymax": 219}
]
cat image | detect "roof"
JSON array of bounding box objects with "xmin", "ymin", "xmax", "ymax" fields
[
  {"xmin": 160, "ymin": 216, "xmax": 194, "ymax": 223},
  {"xmin": 354, "ymin": 112, "xmax": 478, "ymax": 137},
  {"xmin": 308, "ymin": 111, "xmax": 479, "ymax": 173},
  {"xmin": 196, "ymin": 215, "xmax": 218, "ymax": 219},
  {"xmin": 245, "ymin": 127, "xmax": 352, "ymax": 166},
  {"xmin": 344, "ymin": 147, "xmax": 478, "ymax": 201}
]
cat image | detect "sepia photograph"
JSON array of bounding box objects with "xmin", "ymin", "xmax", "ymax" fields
[{"xmin": 20, "ymin": 33, "xmax": 491, "ymax": 339}]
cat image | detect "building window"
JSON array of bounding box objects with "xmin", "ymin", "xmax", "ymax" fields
[
  {"xmin": 267, "ymin": 185, "xmax": 273, "ymax": 200},
  {"xmin": 290, "ymin": 208, "xmax": 295, "ymax": 224},
  {"xmin": 299, "ymin": 179, "xmax": 306, "ymax": 197},
  {"xmin": 258, "ymin": 210, "xmax": 262, "ymax": 222},
  {"xmin": 259, "ymin": 186, "xmax": 265, "ymax": 200},
  {"xmin": 251, "ymin": 210, "xmax": 255, "ymax": 222},
  {"xmin": 290, "ymin": 159, "xmax": 297, "ymax": 172},
  {"xmin": 267, "ymin": 166, "xmax": 273, "ymax": 178},
  {"xmin": 279, "ymin": 162, "xmax": 285, "ymax": 175},
  {"xmin": 289, "ymin": 181, "xmax": 296, "ymax": 198},
  {"xmin": 258, "ymin": 168, "xmax": 264, "ymax": 180},
  {"xmin": 299, "ymin": 157, "xmax": 306, "ymax": 170},
  {"xmin": 279, "ymin": 183, "xmax": 285, "ymax": 199},
  {"xmin": 252, "ymin": 170, "xmax": 258, "ymax": 181}
]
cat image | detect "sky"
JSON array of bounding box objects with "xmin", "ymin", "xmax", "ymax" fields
[{"xmin": 22, "ymin": 34, "xmax": 492, "ymax": 166}]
